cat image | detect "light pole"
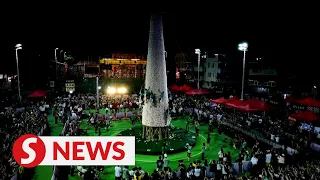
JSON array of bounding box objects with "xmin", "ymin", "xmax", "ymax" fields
[
  {"xmin": 238, "ymin": 42, "xmax": 248, "ymax": 100},
  {"xmin": 195, "ymin": 49, "xmax": 201, "ymax": 89},
  {"xmin": 59, "ymin": 50, "xmax": 63, "ymax": 61},
  {"xmin": 15, "ymin": 44, "xmax": 22, "ymax": 101},
  {"xmin": 55, "ymin": 48, "xmax": 59, "ymax": 80},
  {"xmin": 96, "ymin": 76, "xmax": 99, "ymax": 109},
  {"xmin": 312, "ymin": 86, "xmax": 317, "ymax": 100},
  {"xmin": 64, "ymin": 52, "xmax": 67, "ymax": 61}
]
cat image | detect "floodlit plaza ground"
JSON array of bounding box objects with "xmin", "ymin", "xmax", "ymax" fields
[{"xmin": 33, "ymin": 109, "xmax": 245, "ymax": 180}]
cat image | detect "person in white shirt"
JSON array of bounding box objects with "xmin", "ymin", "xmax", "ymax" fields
[
  {"xmin": 221, "ymin": 164, "xmax": 227, "ymax": 175},
  {"xmin": 217, "ymin": 114, "xmax": 222, "ymax": 121},
  {"xmin": 59, "ymin": 110, "xmax": 63, "ymax": 119},
  {"xmin": 90, "ymin": 116, "xmax": 95, "ymax": 124},
  {"xmin": 251, "ymin": 155, "xmax": 258, "ymax": 166},
  {"xmin": 277, "ymin": 154, "xmax": 285, "ymax": 167},
  {"xmin": 218, "ymin": 148, "xmax": 224, "ymax": 161},
  {"xmin": 77, "ymin": 166, "xmax": 87, "ymax": 177},
  {"xmin": 265, "ymin": 150, "xmax": 272, "ymax": 166},
  {"xmin": 39, "ymin": 106, "xmax": 45, "ymax": 112},
  {"xmin": 69, "ymin": 111, "xmax": 77, "ymax": 121},
  {"xmin": 275, "ymin": 136, "xmax": 280, "ymax": 143},
  {"xmin": 271, "ymin": 134, "xmax": 275, "ymax": 141},
  {"xmin": 194, "ymin": 166, "xmax": 201, "ymax": 178},
  {"xmin": 115, "ymin": 166, "xmax": 122, "ymax": 180}
]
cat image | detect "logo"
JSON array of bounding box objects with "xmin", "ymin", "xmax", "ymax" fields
[
  {"xmin": 12, "ymin": 134, "xmax": 46, "ymax": 168},
  {"xmin": 13, "ymin": 136, "xmax": 135, "ymax": 167}
]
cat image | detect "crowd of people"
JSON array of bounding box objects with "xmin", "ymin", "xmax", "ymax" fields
[
  {"xmin": 1, "ymin": 91, "xmax": 320, "ymax": 179},
  {"xmin": 0, "ymin": 101, "xmax": 49, "ymax": 180},
  {"xmin": 49, "ymin": 92, "xmax": 320, "ymax": 179}
]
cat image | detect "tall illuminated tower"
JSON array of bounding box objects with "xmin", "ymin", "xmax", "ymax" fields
[{"xmin": 142, "ymin": 13, "xmax": 170, "ymax": 140}]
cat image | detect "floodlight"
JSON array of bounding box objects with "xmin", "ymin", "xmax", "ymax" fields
[
  {"xmin": 107, "ymin": 87, "xmax": 116, "ymax": 94},
  {"xmin": 15, "ymin": 44, "xmax": 22, "ymax": 50},
  {"xmin": 238, "ymin": 43, "xmax": 248, "ymax": 51},
  {"xmin": 118, "ymin": 87, "xmax": 127, "ymax": 94}
]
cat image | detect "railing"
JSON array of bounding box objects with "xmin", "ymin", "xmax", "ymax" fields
[
  {"xmin": 51, "ymin": 120, "xmax": 70, "ymax": 180},
  {"xmin": 218, "ymin": 120, "xmax": 282, "ymax": 148}
]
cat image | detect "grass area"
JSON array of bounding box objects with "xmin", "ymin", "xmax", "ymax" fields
[
  {"xmin": 118, "ymin": 126, "xmax": 196, "ymax": 155},
  {"xmin": 33, "ymin": 110, "xmax": 244, "ymax": 180}
]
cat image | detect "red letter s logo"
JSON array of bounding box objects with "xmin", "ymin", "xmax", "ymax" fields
[
  {"xmin": 112, "ymin": 141, "xmax": 125, "ymax": 160},
  {"xmin": 12, "ymin": 134, "xmax": 46, "ymax": 168}
]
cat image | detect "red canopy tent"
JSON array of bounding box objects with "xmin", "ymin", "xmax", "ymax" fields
[
  {"xmin": 169, "ymin": 84, "xmax": 181, "ymax": 92},
  {"xmin": 237, "ymin": 105, "xmax": 262, "ymax": 112},
  {"xmin": 284, "ymin": 96, "xmax": 298, "ymax": 103},
  {"xmin": 223, "ymin": 97, "xmax": 240, "ymax": 104},
  {"xmin": 181, "ymin": 84, "xmax": 193, "ymax": 91},
  {"xmin": 246, "ymin": 99, "xmax": 271, "ymax": 111},
  {"xmin": 297, "ymin": 98, "xmax": 320, "ymax": 108},
  {"xmin": 289, "ymin": 110, "xmax": 320, "ymax": 122},
  {"xmin": 224, "ymin": 98, "xmax": 266, "ymax": 112},
  {"xmin": 210, "ymin": 97, "xmax": 226, "ymax": 104},
  {"xmin": 224, "ymin": 99, "xmax": 247, "ymax": 108},
  {"xmin": 27, "ymin": 90, "xmax": 46, "ymax": 98},
  {"xmin": 170, "ymin": 84, "xmax": 193, "ymax": 92},
  {"xmin": 185, "ymin": 89, "xmax": 210, "ymax": 95}
]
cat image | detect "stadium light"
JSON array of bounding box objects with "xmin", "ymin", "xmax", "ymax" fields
[
  {"xmin": 118, "ymin": 87, "xmax": 127, "ymax": 94},
  {"xmin": 195, "ymin": 48, "xmax": 201, "ymax": 89},
  {"xmin": 107, "ymin": 87, "xmax": 116, "ymax": 94},
  {"xmin": 238, "ymin": 42, "xmax": 248, "ymax": 100}
]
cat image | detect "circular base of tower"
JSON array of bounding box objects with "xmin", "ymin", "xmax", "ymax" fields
[
  {"xmin": 142, "ymin": 125, "xmax": 169, "ymax": 141},
  {"xmin": 117, "ymin": 125, "xmax": 196, "ymax": 155}
]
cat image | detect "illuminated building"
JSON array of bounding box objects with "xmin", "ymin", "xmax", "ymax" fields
[{"xmin": 99, "ymin": 53, "xmax": 147, "ymax": 79}]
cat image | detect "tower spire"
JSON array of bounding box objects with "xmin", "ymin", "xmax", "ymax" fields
[{"xmin": 142, "ymin": 13, "xmax": 170, "ymax": 141}]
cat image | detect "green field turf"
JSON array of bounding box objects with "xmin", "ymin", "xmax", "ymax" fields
[{"xmin": 33, "ymin": 110, "xmax": 244, "ymax": 180}]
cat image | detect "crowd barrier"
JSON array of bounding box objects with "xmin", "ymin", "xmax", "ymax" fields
[
  {"xmin": 218, "ymin": 120, "xmax": 283, "ymax": 148},
  {"xmin": 51, "ymin": 120, "xmax": 70, "ymax": 180},
  {"xmin": 106, "ymin": 111, "xmax": 140, "ymax": 120},
  {"xmin": 11, "ymin": 124, "xmax": 48, "ymax": 180}
]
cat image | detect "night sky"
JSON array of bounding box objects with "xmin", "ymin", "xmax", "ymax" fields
[{"xmin": 1, "ymin": 11, "xmax": 319, "ymax": 86}]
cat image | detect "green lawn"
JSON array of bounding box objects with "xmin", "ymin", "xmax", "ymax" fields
[{"xmin": 33, "ymin": 110, "xmax": 244, "ymax": 180}]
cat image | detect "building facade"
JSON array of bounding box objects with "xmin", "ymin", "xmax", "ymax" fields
[
  {"xmin": 203, "ymin": 55, "xmax": 219, "ymax": 86},
  {"xmin": 202, "ymin": 54, "xmax": 235, "ymax": 94},
  {"xmin": 246, "ymin": 58, "xmax": 278, "ymax": 97},
  {"xmin": 99, "ymin": 53, "xmax": 147, "ymax": 79}
]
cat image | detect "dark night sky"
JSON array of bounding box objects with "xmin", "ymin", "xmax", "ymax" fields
[{"xmin": 1, "ymin": 11, "xmax": 319, "ymax": 85}]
